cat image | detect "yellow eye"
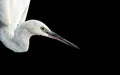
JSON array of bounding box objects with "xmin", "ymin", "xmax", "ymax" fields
[{"xmin": 40, "ymin": 26, "xmax": 45, "ymax": 31}]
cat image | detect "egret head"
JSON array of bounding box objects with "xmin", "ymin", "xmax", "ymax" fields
[{"xmin": 26, "ymin": 20, "xmax": 79, "ymax": 49}]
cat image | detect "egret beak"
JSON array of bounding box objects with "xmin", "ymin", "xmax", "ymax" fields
[{"xmin": 47, "ymin": 31, "xmax": 79, "ymax": 49}]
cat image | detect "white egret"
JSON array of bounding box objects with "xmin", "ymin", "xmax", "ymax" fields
[{"xmin": 0, "ymin": 0, "xmax": 79, "ymax": 52}]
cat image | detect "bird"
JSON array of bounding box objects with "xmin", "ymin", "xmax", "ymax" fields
[{"xmin": 0, "ymin": 0, "xmax": 79, "ymax": 52}]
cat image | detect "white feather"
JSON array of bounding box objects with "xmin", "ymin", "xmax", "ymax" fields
[
  {"xmin": 0, "ymin": 0, "xmax": 30, "ymax": 32},
  {"xmin": 0, "ymin": 0, "xmax": 79, "ymax": 52}
]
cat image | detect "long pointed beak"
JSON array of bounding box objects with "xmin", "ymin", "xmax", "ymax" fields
[{"xmin": 47, "ymin": 31, "xmax": 79, "ymax": 49}]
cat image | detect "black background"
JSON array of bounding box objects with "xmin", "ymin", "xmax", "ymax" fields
[
  {"xmin": 0, "ymin": 0, "xmax": 91, "ymax": 70},
  {"xmin": 0, "ymin": 0, "xmax": 112, "ymax": 73}
]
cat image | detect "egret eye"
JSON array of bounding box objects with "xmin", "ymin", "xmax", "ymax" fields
[{"xmin": 40, "ymin": 26, "xmax": 46, "ymax": 32}]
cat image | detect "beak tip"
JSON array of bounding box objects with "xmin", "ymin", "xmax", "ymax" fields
[
  {"xmin": 47, "ymin": 31, "xmax": 80, "ymax": 50},
  {"xmin": 73, "ymin": 45, "xmax": 80, "ymax": 50},
  {"xmin": 77, "ymin": 47, "xmax": 80, "ymax": 50}
]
